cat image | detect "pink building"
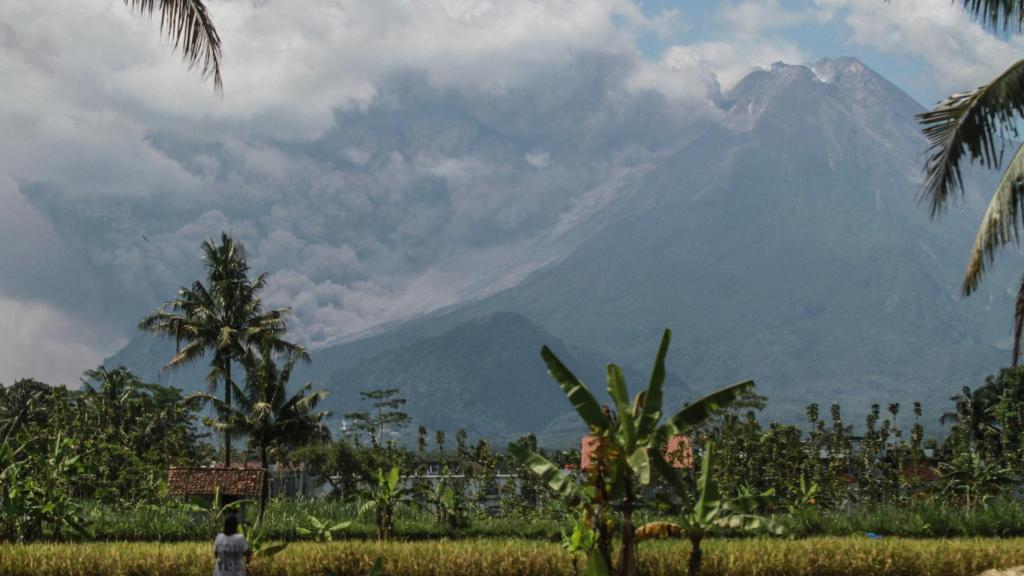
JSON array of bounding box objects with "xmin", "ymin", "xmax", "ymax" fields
[{"xmin": 580, "ymin": 434, "xmax": 693, "ymax": 470}]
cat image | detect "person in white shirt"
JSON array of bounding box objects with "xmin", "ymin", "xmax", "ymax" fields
[{"xmin": 214, "ymin": 515, "xmax": 251, "ymax": 576}]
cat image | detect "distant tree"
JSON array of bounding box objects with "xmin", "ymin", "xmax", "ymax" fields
[
  {"xmin": 417, "ymin": 426, "xmax": 428, "ymax": 456},
  {"xmin": 942, "ymin": 385, "xmax": 998, "ymax": 444},
  {"xmin": 123, "ymin": 0, "xmax": 223, "ymax": 91},
  {"xmin": 139, "ymin": 233, "xmax": 305, "ymax": 466},
  {"xmin": 344, "ymin": 389, "xmax": 411, "ymax": 447},
  {"xmin": 0, "ymin": 379, "xmax": 53, "ymax": 444},
  {"xmin": 915, "ymin": 0, "xmax": 1024, "ymax": 363}
]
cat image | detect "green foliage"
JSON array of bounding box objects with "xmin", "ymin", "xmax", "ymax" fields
[
  {"xmin": 0, "ymin": 434, "xmax": 90, "ymax": 541},
  {"xmin": 190, "ymin": 340, "xmax": 330, "ymax": 517},
  {"xmin": 0, "ymin": 369, "xmax": 215, "ymax": 543},
  {"xmin": 359, "ymin": 467, "xmax": 415, "ymax": 541},
  {"xmin": 78, "ymin": 367, "xmax": 210, "ymax": 500},
  {"xmin": 639, "ymin": 440, "xmax": 783, "ymax": 576},
  {"xmin": 294, "ymin": 514, "xmax": 351, "ymax": 542},
  {"xmin": 430, "ymin": 471, "xmax": 470, "ymax": 530},
  {"xmin": 560, "ymin": 514, "xmax": 598, "ymax": 576},
  {"xmin": 240, "ymin": 521, "xmax": 287, "ymax": 558}
]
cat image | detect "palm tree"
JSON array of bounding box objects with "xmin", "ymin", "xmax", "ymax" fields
[
  {"xmin": 124, "ymin": 0, "xmax": 223, "ymax": 91},
  {"xmin": 940, "ymin": 385, "xmax": 998, "ymax": 443},
  {"xmin": 918, "ymin": 1, "xmax": 1024, "ymax": 364},
  {"xmin": 81, "ymin": 366, "xmax": 147, "ymax": 434},
  {"xmin": 139, "ymin": 233, "xmax": 306, "ymax": 466},
  {"xmin": 193, "ymin": 341, "xmax": 330, "ymax": 516}
]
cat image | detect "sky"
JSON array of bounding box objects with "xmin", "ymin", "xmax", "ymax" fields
[{"xmin": 0, "ymin": 0, "xmax": 1022, "ymax": 386}]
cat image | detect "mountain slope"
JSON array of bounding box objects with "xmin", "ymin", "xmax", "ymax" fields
[
  {"xmin": 458, "ymin": 58, "xmax": 1014, "ymax": 424},
  {"xmin": 330, "ymin": 311, "xmax": 690, "ymax": 443},
  {"xmin": 109, "ymin": 57, "xmax": 1019, "ymax": 438}
]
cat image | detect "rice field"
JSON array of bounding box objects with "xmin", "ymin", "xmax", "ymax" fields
[{"xmin": 1, "ymin": 537, "xmax": 1023, "ymax": 576}]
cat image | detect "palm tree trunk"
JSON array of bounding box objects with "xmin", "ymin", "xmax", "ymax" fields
[
  {"xmin": 1013, "ymin": 272, "xmax": 1024, "ymax": 367},
  {"xmin": 259, "ymin": 446, "xmax": 269, "ymax": 521},
  {"xmin": 687, "ymin": 534, "xmax": 703, "ymax": 576},
  {"xmin": 224, "ymin": 358, "xmax": 232, "ymax": 468},
  {"xmin": 618, "ymin": 477, "xmax": 637, "ymax": 576}
]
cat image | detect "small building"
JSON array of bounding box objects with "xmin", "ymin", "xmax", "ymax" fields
[
  {"xmin": 167, "ymin": 466, "xmax": 266, "ymax": 508},
  {"xmin": 269, "ymin": 462, "xmax": 321, "ymax": 498},
  {"xmin": 580, "ymin": 434, "xmax": 693, "ymax": 470}
]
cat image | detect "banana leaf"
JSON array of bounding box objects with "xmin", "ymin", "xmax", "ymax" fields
[{"xmin": 542, "ymin": 346, "xmax": 608, "ymax": 430}]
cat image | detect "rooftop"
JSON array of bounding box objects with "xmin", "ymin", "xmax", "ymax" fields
[{"xmin": 167, "ymin": 467, "xmax": 266, "ymax": 497}]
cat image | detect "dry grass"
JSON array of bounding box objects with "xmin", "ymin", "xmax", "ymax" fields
[{"xmin": 1, "ymin": 537, "xmax": 1023, "ymax": 575}]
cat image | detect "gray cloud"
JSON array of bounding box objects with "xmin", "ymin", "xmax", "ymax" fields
[{"xmin": 0, "ymin": 0, "xmax": 815, "ymax": 383}]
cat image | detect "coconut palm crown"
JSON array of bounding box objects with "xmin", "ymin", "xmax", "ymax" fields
[
  {"xmin": 138, "ymin": 233, "xmax": 306, "ymax": 466},
  {"xmin": 191, "ymin": 340, "xmax": 329, "ymax": 516}
]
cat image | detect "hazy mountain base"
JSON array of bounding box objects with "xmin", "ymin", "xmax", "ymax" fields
[
  {"xmin": 109, "ymin": 58, "xmax": 1023, "ymax": 443},
  {"xmin": 110, "ymin": 312, "xmax": 690, "ymax": 446}
]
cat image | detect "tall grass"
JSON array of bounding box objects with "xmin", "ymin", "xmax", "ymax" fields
[
  {"xmin": 782, "ymin": 499, "xmax": 1024, "ymax": 538},
  {"xmin": 79, "ymin": 498, "xmax": 564, "ymax": 542},
  {"xmin": 2, "ymin": 538, "xmax": 1023, "ymax": 576},
  {"xmin": 74, "ymin": 497, "xmax": 1024, "ymax": 541}
]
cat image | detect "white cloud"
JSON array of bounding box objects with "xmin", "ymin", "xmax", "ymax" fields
[
  {"xmin": 0, "ymin": 294, "xmax": 121, "ymax": 387},
  {"xmin": 4, "ymin": 0, "xmax": 657, "ymax": 141},
  {"xmin": 817, "ymin": 0, "xmax": 1024, "ymax": 94},
  {"xmin": 720, "ymin": 0, "xmax": 828, "ymax": 36},
  {"xmin": 630, "ymin": 37, "xmax": 807, "ymax": 97}
]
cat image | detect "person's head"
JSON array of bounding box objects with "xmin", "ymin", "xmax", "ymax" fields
[{"xmin": 223, "ymin": 514, "xmax": 239, "ymax": 536}]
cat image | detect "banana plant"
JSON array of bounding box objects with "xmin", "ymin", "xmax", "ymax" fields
[
  {"xmin": 431, "ymin": 472, "xmax": 469, "ymax": 530},
  {"xmin": 179, "ymin": 486, "xmax": 254, "ymax": 538},
  {"xmin": 240, "ymin": 521, "xmax": 287, "ymax": 557},
  {"xmin": 295, "ymin": 513, "xmax": 351, "ymax": 542},
  {"xmin": 358, "ymin": 466, "xmax": 414, "ymax": 541},
  {"xmin": 637, "ymin": 440, "xmax": 784, "ymax": 576},
  {"xmin": 561, "ymin": 511, "xmax": 599, "ymax": 576},
  {"xmin": 788, "ymin": 474, "xmax": 820, "ymax": 513},
  {"xmin": 509, "ymin": 329, "xmax": 754, "ymax": 576}
]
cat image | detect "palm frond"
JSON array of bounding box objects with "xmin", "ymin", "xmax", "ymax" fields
[
  {"xmin": 165, "ymin": 340, "xmax": 209, "ymax": 370},
  {"xmin": 962, "ymin": 141, "xmax": 1024, "ymax": 293},
  {"xmin": 957, "ymin": 0, "xmax": 1024, "ymax": 32},
  {"xmin": 124, "ymin": 0, "xmax": 223, "ymax": 91},
  {"xmin": 1014, "ymin": 272, "xmax": 1024, "ymax": 367},
  {"xmin": 919, "ymin": 59, "xmax": 1024, "ymax": 219}
]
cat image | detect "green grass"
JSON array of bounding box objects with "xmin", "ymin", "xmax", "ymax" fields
[
  {"xmin": 781, "ymin": 499, "xmax": 1024, "ymax": 538},
  {"xmin": 80, "ymin": 498, "xmax": 566, "ymax": 542},
  {"xmin": 77, "ymin": 497, "xmax": 1024, "ymax": 542},
  {"xmin": 2, "ymin": 537, "xmax": 1024, "ymax": 576}
]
